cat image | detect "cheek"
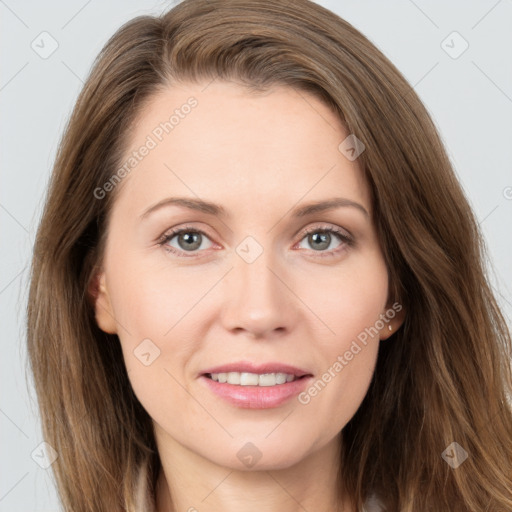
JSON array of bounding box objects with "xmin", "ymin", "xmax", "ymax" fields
[
  {"xmin": 105, "ymin": 253, "xmax": 221, "ymax": 406},
  {"xmin": 298, "ymin": 248, "xmax": 389, "ymax": 341},
  {"xmin": 105, "ymin": 238, "xmax": 388, "ymax": 442},
  {"xmin": 295, "ymin": 254, "xmax": 387, "ymax": 425},
  {"xmin": 298, "ymin": 317, "xmax": 380, "ymax": 444},
  {"xmin": 107, "ymin": 254, "xmax": 212, "ymax": 341},
  {"xmin": 106, "ymin": 268, "xmax": 195, "ymax": 427}
]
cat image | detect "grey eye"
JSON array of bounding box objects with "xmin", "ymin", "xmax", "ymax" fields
[
  {"xmin": 297, "ymin": 230, "xmax": 343, "ymax": 252},
  {"xmin": 165, "ymin": 230, "xmax": 213, "ymax": 252},
  {"xmin": 307, "ymin": 232, "xmax": 332, "ymax": 251}
]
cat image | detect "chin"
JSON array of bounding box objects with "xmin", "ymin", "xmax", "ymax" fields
[{"xmin": 208, "ymin": 438, "xmax": 313, "ymax": 472}]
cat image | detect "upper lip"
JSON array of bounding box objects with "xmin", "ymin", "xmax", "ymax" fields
[{"xmin": 200, "ymin": 361, "xmax": 313, "ymax": 378}]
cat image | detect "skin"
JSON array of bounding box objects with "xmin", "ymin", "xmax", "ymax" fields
[{"xmin": 91, "ymin": 80, "xmax": 405, "ymax": 512}]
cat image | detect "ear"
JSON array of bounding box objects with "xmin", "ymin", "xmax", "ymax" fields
[
  {"xmin": 378, "ymin": 299, "xmax": 406, "ymax": 341},
  {"xmin": 88, "ymin": 269, "xmax": 118, "ymax": 334}
]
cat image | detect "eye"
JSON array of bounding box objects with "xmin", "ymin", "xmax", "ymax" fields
[
  {"xmin": 157, "ymin": 224, "xmax": 354, "ymax": 258},
  {"xmin": 158, "ymin": 225, "xmax": 214, "ymax": 257},
  {"xmin": 295, "ymin": 225, "xmax": 354, "ymax": 257}
]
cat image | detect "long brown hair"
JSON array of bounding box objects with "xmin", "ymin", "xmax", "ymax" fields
[{"xmin": 26, "ymin": 0, "xmax": 512, "ymax": 510}]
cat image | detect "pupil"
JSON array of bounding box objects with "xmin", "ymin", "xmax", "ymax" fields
[
  {"xmin": 310, "ymin": 232, "xmax": 329, "ymax": 250},
  {"xmin": 180, "ymin": 232, "xmax": 201, "ymax": 250},
  {"xmin": 176, "ymin": 231, "xmax": 331, "ymax": 252}
]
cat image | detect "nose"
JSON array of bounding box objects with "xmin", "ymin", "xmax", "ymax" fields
[{"xmin": 220, "ymin": 244, "xmax": 298, "ymax": 339}]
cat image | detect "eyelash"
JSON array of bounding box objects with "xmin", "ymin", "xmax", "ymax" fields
[{"xmin": 157, "ymin": 224, "xmax": 354, "ymax": 259}]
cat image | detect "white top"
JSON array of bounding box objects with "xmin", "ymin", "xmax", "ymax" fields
[{"xmin": 362, "ymin": 494, "xmax": 384, "ymax": 511}]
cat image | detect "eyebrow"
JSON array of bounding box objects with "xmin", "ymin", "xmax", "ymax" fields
[{"xmin": 140, "ymin": 196, "xmax": 369, "ymax": 220}]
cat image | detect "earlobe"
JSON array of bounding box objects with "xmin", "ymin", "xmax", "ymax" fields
[
  {"xmin": 378, "ymin": 301, "xmax": 406, "ymax": 340},
  {"xmin": 88, "ymin": 270, "xmax": 118, "ymax": 334}
]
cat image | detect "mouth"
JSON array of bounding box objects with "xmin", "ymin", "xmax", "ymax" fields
[
  {"xmin": 199, "ymin": 362, "xmax": 314, "ymax": 409},
  {"xmin": 204, "ymin": 371, "xmax": 309, "ymax": 387}
]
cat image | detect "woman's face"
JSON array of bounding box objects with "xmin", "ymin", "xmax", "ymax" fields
[{"xmin": 92, "ymin": 80, "xmax": 399, "ymax": 470}]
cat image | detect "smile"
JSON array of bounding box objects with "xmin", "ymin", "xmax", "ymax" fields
[
  {"xmin": 199, "ymin": 362, "xmax": 313, "ymax": 408},
  {"xmin": 206, "ymin": 371, "xmax": 300, "ymax": 386}
]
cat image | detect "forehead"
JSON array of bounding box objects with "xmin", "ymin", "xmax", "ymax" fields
[{"xmin": 113, "ymin": 81, "xmax": 371, "ymax": 219}]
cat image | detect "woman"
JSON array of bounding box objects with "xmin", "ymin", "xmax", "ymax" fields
[{"xmin": 26, "ymin": 0, "xmax": 512, "ymax": 510}]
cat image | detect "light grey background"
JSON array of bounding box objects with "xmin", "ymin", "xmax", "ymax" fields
[{"xmin": 1, "ymin": 0, "xmax": 511, "ymax": 510}]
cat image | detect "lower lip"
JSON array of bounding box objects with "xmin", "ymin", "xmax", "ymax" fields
[{"xmin": 200, "ymin": 375, "xmax": 312, "ymax": 409}]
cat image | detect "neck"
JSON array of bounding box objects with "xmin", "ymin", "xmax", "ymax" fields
[{"xmin": 155, "ymin": 432, "xmax": 354, "ymax": 512}]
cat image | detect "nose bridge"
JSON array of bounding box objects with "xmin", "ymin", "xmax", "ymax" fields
[{"xmin": 221, "ymin": 234, "xmax": 295, "ymax": 335}]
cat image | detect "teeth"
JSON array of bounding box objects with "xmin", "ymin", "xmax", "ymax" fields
[
  {"xmin": 275, "ymin": 373, "xmax": 287, "ymax": 384},
  {"xmin": 209, "ymin": 372, "xmax": 298, "ymax": 386},
  {"xmin": 258, "ymin": 373, "xmax": 276, "ymax": 386},
  {"xmin": 241, "ymin": 372, "xmax": 259, "ymax": 385},
  {"xmin": 227, "ymin": 372, "xmax": 240, "ymax": 384}
]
